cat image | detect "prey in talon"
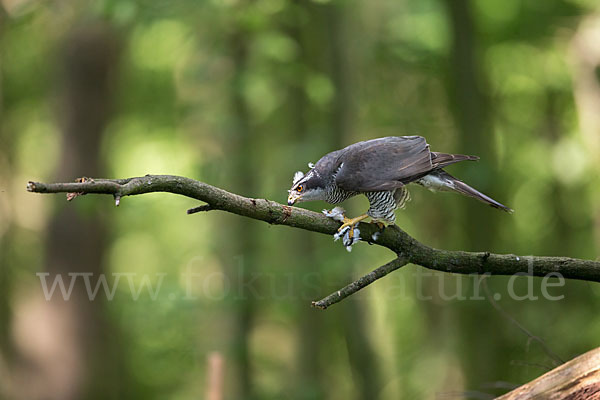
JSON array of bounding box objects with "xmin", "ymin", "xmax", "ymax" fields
[{"xmin": 287, "ymin": 136, "xmax": 513, "ymax": 248}]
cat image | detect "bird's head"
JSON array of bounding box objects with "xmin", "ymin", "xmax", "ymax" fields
[{"xmin": 287, "ymin": 164, "xmax": 327, "ymax": 206}]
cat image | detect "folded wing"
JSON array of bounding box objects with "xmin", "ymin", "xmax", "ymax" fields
[{"xmin": 334, "ymin": 136, "xmax": 433, "ymax": 192}]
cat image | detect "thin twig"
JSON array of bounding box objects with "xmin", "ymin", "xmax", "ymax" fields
[
  {"xmin": 312, "ymin": 257, "xmax": 409, "ymax": 309},
  {"xmin": 187, "ymin": 204, "xmax": 213, "ymax": 214},
  {"xmin": 482, "ymin": 279, "xmax": 564, "ymax": 365}
]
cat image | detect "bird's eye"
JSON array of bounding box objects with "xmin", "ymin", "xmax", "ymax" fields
[{"xmin": 297, "ymin": 185, "xmax": 303, "ymax": 192}]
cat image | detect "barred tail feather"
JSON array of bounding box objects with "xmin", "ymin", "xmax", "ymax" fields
[{"xmin": 418, "ymin": 170, "xmax": 513, "ymax": 213}]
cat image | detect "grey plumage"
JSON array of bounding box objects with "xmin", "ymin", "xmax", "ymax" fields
[{"xmin": 288, "ymin": 136, "xmax": 512, "ymax": 224}]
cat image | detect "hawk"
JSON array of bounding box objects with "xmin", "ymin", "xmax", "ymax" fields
[{"xmin": 287, "ymin": 136, "xmax": 512, "ymax": 238}]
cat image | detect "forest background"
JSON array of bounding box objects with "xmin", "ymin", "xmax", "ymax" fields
[{"xmin": 1, "ymin": 0, "xmax": 600, "ymax": 399}]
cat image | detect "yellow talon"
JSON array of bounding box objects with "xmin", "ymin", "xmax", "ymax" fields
[{"xmin": 338, "ymin": 214, "xmax": 369, "ymax": 239}]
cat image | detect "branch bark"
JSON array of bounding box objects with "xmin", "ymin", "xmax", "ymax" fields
[
  {"xmin": 27, "ymin": 175, "xmax": 600, "ymax": 308},
  {"xmin": 497, "ymin": 346, "xmax": 600, "ymax": 399}
]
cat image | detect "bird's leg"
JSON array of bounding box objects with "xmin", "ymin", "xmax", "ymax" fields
[{"xmin": 338, "ymin": 214, "xmax": 369, "ymax": 239}]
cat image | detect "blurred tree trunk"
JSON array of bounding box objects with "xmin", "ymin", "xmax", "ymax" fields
[
  {"xmin": 10, "ymin": 22, "xmax": 130, "ymax": 400},
  {"xmin": 569, "ymin": 17, "xmax": 600, "ymax": 254},
  {"xmin": 224, "ymin": 18, "xmax": 256, "ymax": 400},
  {"xmin": 0, "ymin": 7, "xmax": 8, "ymax": 350},
  {"xmin": 445, "ymin": 0, "xmax": 492, "ymax": 173},
  {"xmin": 326, "ymin": 2, "xmax": 382, "ymax": 399},
  {"xmin": 443, "ymin": 0, "xmax": 511, "ymax": 394},
  {"xmin": 288, "ymin": 3, "xmax": 326, "ymax": 398},
  {"xmin": 0, "ymin": 9, "xmax": 15, "ymax": 392},
  {"xmin": 543, "ymin": 91, "xmax": 572, "ymax": 254}
]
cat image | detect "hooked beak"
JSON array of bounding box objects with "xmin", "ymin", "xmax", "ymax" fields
[{"xmin": 288, "ymin": 192, "xmax": 299, "ymax": 206}]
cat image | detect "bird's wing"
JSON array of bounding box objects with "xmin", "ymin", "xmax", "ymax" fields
[{"xmin": 334, "ymin": 136, "xmax": 433, "ymax": 192}]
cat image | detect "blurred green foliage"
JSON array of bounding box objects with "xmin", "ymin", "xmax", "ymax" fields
[{"xmin": 1, "ymin": 0, "xmax": 600, "ymax": 399}]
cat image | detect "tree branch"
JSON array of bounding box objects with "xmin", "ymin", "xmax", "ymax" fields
[
  {"xmin": 27, "ymin": 175, "xmax": 600, "ymax": 308},
  {"xmin": 497, "ymin": 346, "xmax": 600, "ymax": 399},
  {"xmin": 312, "ymin": 257, "xmax": 409, "ymax": 309}
]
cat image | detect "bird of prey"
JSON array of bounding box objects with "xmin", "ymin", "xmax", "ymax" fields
[{"xmin": 287, "ymin": 136, "xmax": 512, "ymax": 238}]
